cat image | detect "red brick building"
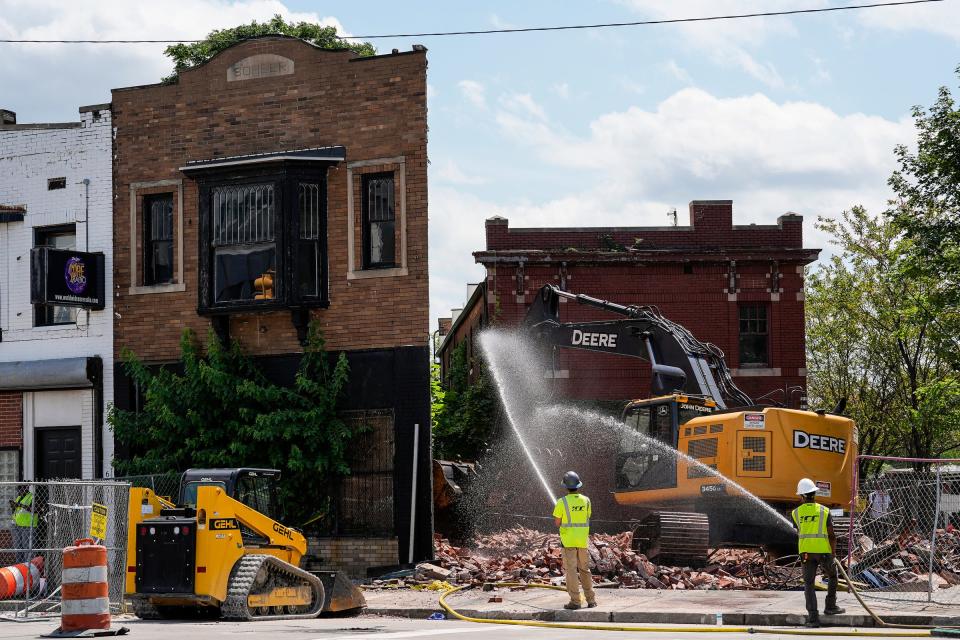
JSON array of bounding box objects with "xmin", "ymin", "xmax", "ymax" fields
[
  {"xmin": 439, "ymin": 200, "xmax": 818, "ymax": 409},
  {"xmin": 110, "ymin": 37, "xmax": 431, "ymax": 568}
]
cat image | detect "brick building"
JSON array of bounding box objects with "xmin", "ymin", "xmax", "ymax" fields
[
  {"xmin": 110, "ymin": 37, "xmax": 431, "ymax": 567},
  {"xmin": 0, "ymin": 105, "xmax": 114, "ymax": 502},
  {"xmin": 439, "ymin": 201, "xmax": 819, "ymax": 409}
]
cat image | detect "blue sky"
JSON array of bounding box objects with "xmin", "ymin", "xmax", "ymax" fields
[{"xmin": 2, "ymin": 0, "xmax": 959, "ymax": 330}]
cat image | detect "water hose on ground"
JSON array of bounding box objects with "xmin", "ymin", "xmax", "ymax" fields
[{"xmin": 437, "ymin": 581, "xmax": 932, "ymax": 637}]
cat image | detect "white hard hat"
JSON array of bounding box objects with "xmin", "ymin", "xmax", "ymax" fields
[{"xmin": 796, "ymin": 478, "xmax": 818, "ymax": 496}]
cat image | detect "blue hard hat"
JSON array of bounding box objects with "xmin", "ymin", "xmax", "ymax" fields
[{"xmin": 562, "ymin": 471, "xmax": 582, "ymax": 490}]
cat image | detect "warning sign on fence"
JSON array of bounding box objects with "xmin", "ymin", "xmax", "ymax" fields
[{"xmin": 90, "ymin": 502, "xmax": 108, "ymax": 539}]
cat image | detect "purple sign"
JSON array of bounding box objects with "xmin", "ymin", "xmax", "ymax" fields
[{"xmin": 64, "ymin": 256, "xmax": 88, "ymax": 295}]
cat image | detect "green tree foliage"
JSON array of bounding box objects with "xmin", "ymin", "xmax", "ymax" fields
[
  {"xmin": 109, "ymin": 324, "xmax": 357, "ymax": 523},
  {"xmin": 431, "ymin": 343, "xmax": 498, "ymax": 461},
  {"xmin": 887, "ymin": 68, "xmax": 960, "ymax": 359},
  {"xmin": 162, "ymin": 15, "xmax": 376, "ymax": 82},
  {"xmin": 806, "ymin": 207, "xmax": 960, "ymax": 469}
]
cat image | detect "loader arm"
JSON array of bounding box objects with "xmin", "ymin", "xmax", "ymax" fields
[
  {"xmin": 523, "ymin": 284, "xmax": 753, "ymax": 409},
  {"xmin": 195, "ymin": 485, "xmax": 307, "ymax": 561}
]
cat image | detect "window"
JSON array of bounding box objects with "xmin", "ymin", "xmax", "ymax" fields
[
  {"xmin": 362, "ymin": 173, "xmax": 396, "ymax": 269},
  {"xmin": 211, "ymin": 183, "xmax": 277, "ymax": 303},
  {"xmin": 0, "ymin": 450, "xmax": 20, "ymax": 522},
  {"xmin": 34, "ymin": 225, "xmax": 78, "ymax": 326},
  {"xmin": 739, "ymin": 305, "xmax": 769, "ymax": 366},
  {"xmin": 298, "ymin": 182, "xmax": 323, "ymax": 297},
  {"xmin": 144, "ymin": 194, "xmax": 174, "ymax": 285},
  {"xmin": 47, "ymin": 177, "xmax": 66, "ymax": 190}
]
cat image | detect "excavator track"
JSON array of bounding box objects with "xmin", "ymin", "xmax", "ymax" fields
[
  {"xmin": 221, "ymin": 555, "xmax": 325, "ymax": 621},
  {"xmin": 631, "ymin": 511, "xmax": 711, "ymax": 567}
]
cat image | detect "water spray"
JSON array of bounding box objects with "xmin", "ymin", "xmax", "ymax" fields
[{"xmin": 479, "ymin": 331, "xmax": 558, "ymax": 505}]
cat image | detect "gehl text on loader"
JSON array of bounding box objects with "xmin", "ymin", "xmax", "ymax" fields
[
  {"xmin": 126, "ymin": 468, "xmax": 365, "ymax": 620},
  {"xmin": 524, "ymin": 285, "xmax": 856, "ymax": 565}
]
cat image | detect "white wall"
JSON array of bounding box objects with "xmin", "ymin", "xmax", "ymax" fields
[{"xmin": 0, "ymin": 107, "xmax": 113, "ymax": 478}]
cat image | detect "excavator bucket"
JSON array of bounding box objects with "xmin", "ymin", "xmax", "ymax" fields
[{"xmin": 314, "ymin": 571, "xmax": 366, "ymax": 613}]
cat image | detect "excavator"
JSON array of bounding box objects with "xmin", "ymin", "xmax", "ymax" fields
[
  {"xmin": 126, "ymin": 468, "xmax": 365, "ymax": 620},
  {"xmin": 524, "ymin": 285, "xmax": 856, "ymax": 565}
]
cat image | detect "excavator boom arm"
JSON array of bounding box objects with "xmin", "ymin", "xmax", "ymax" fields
[{"xmin": 524, "ymin": 285, "xmax": 753, "ymax": 409}]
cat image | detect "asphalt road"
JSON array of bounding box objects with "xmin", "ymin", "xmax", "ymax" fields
[{"xmin": 0, "ymin": 615, "xmax": 930, "ymax": 640}]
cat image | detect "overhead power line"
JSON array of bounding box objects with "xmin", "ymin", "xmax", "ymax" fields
[{"xmin": 0, "ymin": 0, "xmax": 946, "ymax": 44}]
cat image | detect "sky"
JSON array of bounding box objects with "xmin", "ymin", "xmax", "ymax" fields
[{"xmin": 2, "ymin": 0, "xmax": 959, "ymax": 332}]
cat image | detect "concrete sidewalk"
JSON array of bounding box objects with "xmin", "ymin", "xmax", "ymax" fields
[{"xmin": 364, "ymin": 587, "xmax": 960, "ymax": 628}]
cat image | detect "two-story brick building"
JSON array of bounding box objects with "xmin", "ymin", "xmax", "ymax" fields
[
  {"xmin": 110, "ymin": 37, "xmax": 431, "ymax": 566},
  {"xmin": 439, "ymin": 201, "xmax": 819, "ymax": 409},
  {"xmin": 0, "ymin": 105, "xmax": 114, "ymax": 501}
]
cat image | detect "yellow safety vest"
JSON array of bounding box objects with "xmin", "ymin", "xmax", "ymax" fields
[
  {"xmin": 12, "ymin": 492, "xmax": 37, "ymax": 528},
  {"xmin": 792, "ymin": 501, "xmax": 832, "ymax": 554},
  {"xmin": 553, "ymin": 493, "xmax": 591, "ymax": 548}
]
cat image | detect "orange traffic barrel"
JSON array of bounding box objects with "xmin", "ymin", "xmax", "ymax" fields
[
  {"xmin": 60, "ymin": 538, "xmax": 110, "ymax": 632},
  {"xmin": 0, "ymin": 555, "xmax": 43, "ymax": 598}
]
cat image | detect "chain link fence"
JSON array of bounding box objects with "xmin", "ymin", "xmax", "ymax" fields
[
  {"xmin": 846, "ymin": 456, "xmax": 960, "ymax": 606},
  {"xmin": 0, "ymin": 481, "xmax": 130, "ymax": 619}
]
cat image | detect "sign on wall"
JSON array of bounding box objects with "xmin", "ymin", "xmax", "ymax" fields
[{"xmin": 31, "ymin": 247, "xmax": 106, "ymax": 309}]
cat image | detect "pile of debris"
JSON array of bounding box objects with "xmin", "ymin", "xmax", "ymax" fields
[
  {"xmin": 851, "ymin": 528, "xmax": 960, "ymax": 591},
  {"xmin": 374, "ymin": 527, "xmax": 780, "ymax": 590}
]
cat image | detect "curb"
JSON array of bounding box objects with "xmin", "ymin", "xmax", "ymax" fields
[{"xmin": 364, "ymin": 607, "xmax": 960, "ymax": 628}]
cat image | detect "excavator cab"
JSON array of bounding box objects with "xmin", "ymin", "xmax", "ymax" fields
[{"xmin": 616, "ymin": 395, "xmax": 717, "ymax": 493}]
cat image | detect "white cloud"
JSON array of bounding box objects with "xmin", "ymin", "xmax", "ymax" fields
[
  {"xmin": 552, "ymin": 82, "xmax": 571, "ymax": 99},
  {"xmin": 857, "ymin": 1, "xmax": 960, "ymax": 40},
  {"xmin": 458, "ymin": 80, "xmax": 487, "ymax": 109},
  {"xmin": 489, "ymin": 13, "xmax": 519, "ymax": 30},
  {"xmin": 434, "ymin": 159, "xmax": 486, "ymax": 186},
  {"xmin": 664, "ymin": 60, "xmax": 693, "ymax": 85},
  {"xmin": 499, "ymin": 92, "xmax": 547, "ymax": 121},
  {"xmin": 431, "ymin": 86, "xmax": 915, "ymax": 322},
  {"xmin": 618, "ymin": 0, "xmax": 829, "ymax": 88}
]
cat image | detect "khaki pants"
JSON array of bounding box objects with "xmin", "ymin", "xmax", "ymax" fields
[{"xmin": 562, "ymin": 547, "xmax": 596, "ymax": 605}]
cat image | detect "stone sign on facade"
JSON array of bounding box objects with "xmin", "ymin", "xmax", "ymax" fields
[{"xmin": 227, "ymin": 54, "xmax": 294, "ymax": 82}]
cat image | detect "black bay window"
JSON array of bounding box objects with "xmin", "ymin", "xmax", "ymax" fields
[
  {"xmin": 212, "ymin": 183, "xmax": 277, "ymax": 302},
  {"xmin": 184, "ymin": 147, "xmax": 342, "ymax": 315}
]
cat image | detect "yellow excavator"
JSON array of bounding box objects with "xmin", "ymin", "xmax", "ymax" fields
[
  {"xmin": 126, "ymin": 468, "xmax": 365, "ymax": 620},
  {"xmin": 525, "ymin": 285, "xmax": 857, "ymax": 565}
]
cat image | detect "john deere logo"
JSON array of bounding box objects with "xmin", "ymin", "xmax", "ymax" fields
[{"xmin": 64, "ymin": 256, "xmax": 87, "ymax": 294}]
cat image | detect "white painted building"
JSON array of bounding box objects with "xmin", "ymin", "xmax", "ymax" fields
[{"xmin": 0, "ymin": 105, "xmax": 114, "ymax": 483}]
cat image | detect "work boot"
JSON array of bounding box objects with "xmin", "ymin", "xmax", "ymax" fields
[
  {"xmin": 804, "ymin": 615, "xmax": 821, "ymax": 628},
  {"xmin": 563, "ymin": 602, "xmax": 581, "ymax": 610},
  {"xmin": 824, "ymin": 607, "xmax": 846, "ymax": 615}
]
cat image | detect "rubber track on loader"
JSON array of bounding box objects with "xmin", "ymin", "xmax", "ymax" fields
[
  {"xmin": 221, "ymin": 554, "xmax": 325, "ymax": 621},
  {"xmin": 130, "ymin": 596, "xmax": 162, "ymax": 620}
]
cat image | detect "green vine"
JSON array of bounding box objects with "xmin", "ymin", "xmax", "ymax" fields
[{"xmin": 109, "ymin": 323, "xmax": 359, "ymax": 524}]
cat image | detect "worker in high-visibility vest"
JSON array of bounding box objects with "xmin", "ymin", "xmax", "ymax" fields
[
  {"xmin": 792, "ymin": 478, "xmax": 845, "ymax": 628},
  {"xmin": 552, "ymin": 471, "xmax": 596, "ymax": 610},
  {"xmin": 9, "ymin": 486, "xmax": 38, "ymax": 563}
]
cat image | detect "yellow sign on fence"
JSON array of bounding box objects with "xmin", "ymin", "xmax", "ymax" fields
[{"xmin": 90, "ymin": 502, "xmax": 108, "ymax": 539}]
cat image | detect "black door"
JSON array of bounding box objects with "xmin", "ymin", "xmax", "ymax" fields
[{"xmin": 36, "ymin": 427, "xmax": 82, "ymax": 480}]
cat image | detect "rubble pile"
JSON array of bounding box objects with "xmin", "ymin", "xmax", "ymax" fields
[
  {"xmin": 379, "ymin": 528, "xmax": 778, "ymax": 590},
  {"xmin": 851, "ymin": 528, "xmax": 960, "ymax": 590}
]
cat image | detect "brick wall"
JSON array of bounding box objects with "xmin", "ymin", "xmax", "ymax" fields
[
  {"xmin": 307, "ymin": 536, "xmax": 399, "ymax": 578},
  {"xmin": 111, "ymin": 37, "xmax": 428, "ymax": 362},
  {"xmin": 457, "ymin": 201, "xmax": 818, "ymax": 407},
  {"xmin": 0, "ymin": 393, "xmax": 22, "ymax": 447}
]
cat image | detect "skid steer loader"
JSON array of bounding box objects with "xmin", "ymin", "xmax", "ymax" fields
[{"xmin": 125, "ymin": 468, "xmax": 365, "ymax": 620}]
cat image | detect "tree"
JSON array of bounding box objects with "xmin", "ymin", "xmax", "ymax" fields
[
  {"xmin": 806, "ymin": 207, "xmax": 960, "ymax": 470},
  {"xmin": 109, "ymin": 324, "xmax": 358, "ymax": 524},
  {"xmin": 887, "ymin": 68, "xmax": 960, "ymax": 362},
  {"xmin": 162, "ymin": 15, "xmax": 376, "ymax": 82},
  {"xmin": 431, "ymin": 343, "xmax": 498, "ymax": 461}
]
